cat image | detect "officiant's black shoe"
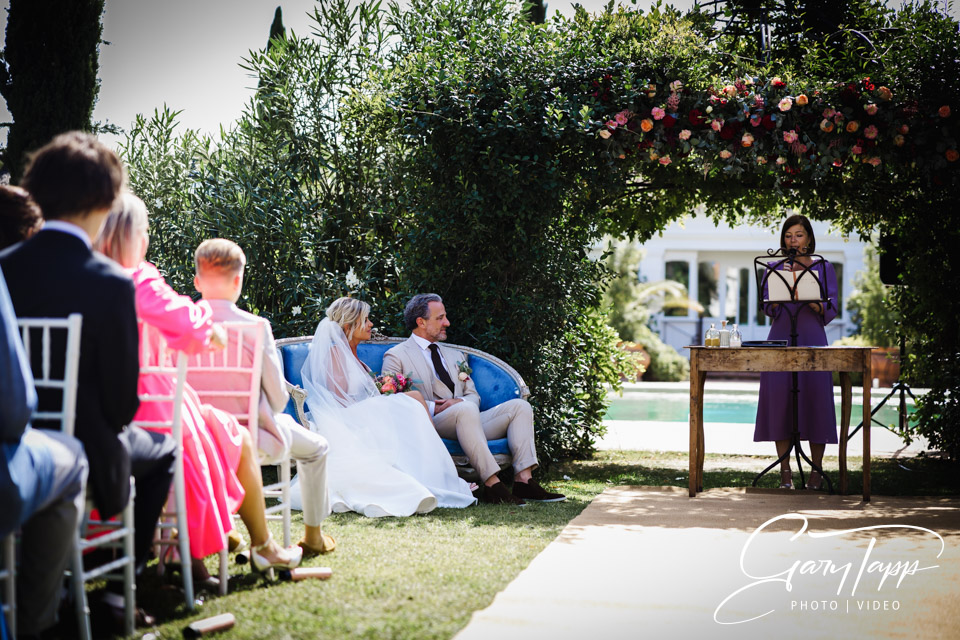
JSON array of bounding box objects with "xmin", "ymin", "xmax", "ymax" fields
[
  {"xmin": 513, "ymin": 480, "xmax": 566, "ymax": 503},
  {"xmin": 482, "ymin": 481, "xmax": 526, "ymax": 506}
]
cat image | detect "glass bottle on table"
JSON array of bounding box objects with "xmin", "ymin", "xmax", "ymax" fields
[
  {"xmin": 719, "ymin": 320, "xmax": 731, "ymax": 347},
  {"xmin": 730, "ymin": 323, "xmax": 742, "ymax": 348},
  {"xmin": 705, "ymin": 323, "xmax": 719, "ymax": 347}
]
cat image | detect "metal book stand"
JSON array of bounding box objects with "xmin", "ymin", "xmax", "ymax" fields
[{"xmin": 752, "ymin": 248, "xmax": 834, "ymax": 493}]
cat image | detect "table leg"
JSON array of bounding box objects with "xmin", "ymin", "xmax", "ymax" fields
[
  {"xmin": 696, "ymin": 371, "xmax": 706, "ymax": 492},
  {"xmin": 863, "ymin": 359, "xmax": 872, "ymax": 502},
  {"xmin": 689, "ymin": 357, "xmax": 703, "ymax": 497},
  {"xmin": 838, "ymin": 372, "xmax": 852, "ymax": 494}
]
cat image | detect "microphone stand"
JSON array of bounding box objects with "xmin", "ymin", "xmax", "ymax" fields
[{"xmin": 751, "ymin": 248, "xmax": 834, "ymax": 493}]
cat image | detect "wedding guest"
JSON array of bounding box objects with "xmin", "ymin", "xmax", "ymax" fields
[
  {"xmin": 0, "ymin": 185, "xmax": 43, "ymax": 250},
  {"xmin": 95, "ymin": 194, "xmax": 302, "ymax": 577},
  {"xmin": 192, "ymin": 238, "xmax": 335, "ymax": 557},
  {"xmin": 754, "ymin": 214, "xmax": 839, "ymax": 490},
  {"xmin": 0, "ymin": 131, "xmax": 175, "ymax": 629},
  {"xmin": 1, "ymin": 266, "xmax": 88, "ymax": 639},
  {"xmin": 382, "ymin": 294, "xmax": 566, "ymax": 505}
]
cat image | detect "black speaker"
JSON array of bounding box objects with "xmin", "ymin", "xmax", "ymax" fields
[{"xmin": 879, "ymin": 233, "xmax": 901, "ymax": 285}]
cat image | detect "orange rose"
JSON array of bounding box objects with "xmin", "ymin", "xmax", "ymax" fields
[
  {"xmin": 796, "ymin": 94, "xmax": 809, "ymax": 106},
  {"xmin": 846, "ymin": 121, "xmax": 860, "ymax": 133},
  {"xmin": 640, "ymin": 119, "xmax": 654, "ymax": 132},
  {"xmin": 939, "ymin": 105, "xmax": 951, "ymax": 118},
  {"xmin": 946, "ymin": 149, "xmax": 959, "ymax": 162},
  {"xmin": 877, "ymin": 86, "xmax": 893, "ymax": 101},
  {"xmin": 820, "ymin": 119, "xmax": 834, "ymax": 133},
  {"xmin": 893, "ymin": 134, "xmax": 905, "ymax": 147}
]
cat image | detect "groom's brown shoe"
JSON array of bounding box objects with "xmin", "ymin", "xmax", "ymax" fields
[
  {"xmin": 482, "ymin": 481, "xmax": 526, "ymax": 506},
  {"xmin": 513, "ymin": 480, "xmax": 566, "ymax": 502}
]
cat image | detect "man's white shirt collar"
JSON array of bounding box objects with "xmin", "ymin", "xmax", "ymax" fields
[
  {"xmin": 43, "ymin": 220, "xmax": 92, "ymax": 249},
  {"xmin": 411, "ymin": 333, "xmax": 434, "ymax": 352}
]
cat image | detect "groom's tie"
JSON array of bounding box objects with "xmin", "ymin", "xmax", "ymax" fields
[{"xmin": 429, "ymin": 344, "xmax": 456, "ymax": 395}]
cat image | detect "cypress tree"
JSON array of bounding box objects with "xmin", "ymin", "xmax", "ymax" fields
[
  {"xmin": 0, "ymin": 0, "xmax": 106, "ymax": 181},
  {"xmin": 268, "ymin": 6, "xmax": 286, "ymax": 50}
]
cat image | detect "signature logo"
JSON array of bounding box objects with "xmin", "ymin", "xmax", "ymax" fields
[{"xmin": 714, "ymin": 513, "xmax": 944, "ymax": 625}]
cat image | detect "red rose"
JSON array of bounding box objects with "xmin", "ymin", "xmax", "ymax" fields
[
  {"xmin": 662, "ymin": 115, "xmax": 677, "ymax": 129},
  {"xmin": 688, "ymin": 109, "xmax": 706, "ymax": 127},
  {"xmin": 761, "ymin": 115, "xmax": 776, "ymax": 130}
]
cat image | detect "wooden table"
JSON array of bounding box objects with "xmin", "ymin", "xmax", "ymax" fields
[{"xmin": 687, "ymin": 346, "xmax": 874, "ymax": 501}]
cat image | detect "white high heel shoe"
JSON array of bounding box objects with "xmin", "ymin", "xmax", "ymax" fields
[{"xmin": 250, "ymin": 535, "xmax": 303, "ymax": 574}]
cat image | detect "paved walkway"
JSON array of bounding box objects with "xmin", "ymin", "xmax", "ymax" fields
[
  {"xmin": 455, "ymin": 383, "xmax": 944, "ymax": 640},
  {"xmin": 455, "ymin": 487, "xmax": 960, "ymax": 640}
]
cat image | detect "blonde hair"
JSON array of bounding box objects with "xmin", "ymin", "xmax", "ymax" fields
[
  {"xmin": 195, "ymin": 238, "xmax": 246, "ymax": 278},
  {"xmin": 94, "ymin": 191, "xmax": 148, "ymax": 268},
  {"xmin": 326, "ymin": 297, "xmax": 370, "ymax": 342}
]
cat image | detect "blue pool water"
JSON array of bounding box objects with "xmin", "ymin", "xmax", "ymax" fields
[{"xmin": 604, "ymin": 392, "xmax": 914, "ymax": 427}]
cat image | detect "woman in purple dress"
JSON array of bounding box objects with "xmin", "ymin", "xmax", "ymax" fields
[{"xmin": 754, "ymin": 215, "xmax": 839, "ymax": 490}]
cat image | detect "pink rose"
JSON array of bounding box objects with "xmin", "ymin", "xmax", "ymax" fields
[
  {"xmin": 741, "ymin": 133, "xmax": 754, "ymax": 147},
  {"xmin": 864, "ymin": 125, "xmax": 879, "ymax": 140},
  {"xmin": 723, "ymin": 84, "xmax": 737, "ymax": 98},
  {"xmin": 598, "ymin": 129, "xmax": 612, "ymax": 139},
  {"xmin": 899, "ymin": 124, "xmax": 909, "ymax": 134},
  {"xmin": 659, "ymin": 156, "xmax": 672, "ymax": 165},
  {"xmin": 778, "ymin": 97, "xmax": 793, "ymax": 112},
  {"xmin": 864, "ymin": 103, "xmax": 878, "ymax": 115},
  {"xmin": 711, "ymin": 119, "xmax": 723, "ymax": 132},
  {"xmin": 783, "ymin": 130, "xmax": 798, "ymax": 144},
  {"xmin": 720, "ymin": 149, "xmax": 733, "ymax": 159},
  {"xmin": 678, "ymin": 129, "xmax": 692, "ymax": 141},
  {"xmin": 651, "ymin": 107, "xmax": 666, "ymax": 121},
  {"xmin": 822, "ymin": 107, "xmax": 836, "ymax": 119},
  {"xmin": 606, "ymin": 120, "xmax": 618, "ymax": 130},
  {"xmin": 776, "ymin": 156, "xmax": 787, "ymax": 165},
  {"xmin": 615, "ymin": 111, "xmax": 629, "ymax": 125},
  {"xmin": 669, "ymin": 80, "xmax": 683, "ymax": 92},
  {"xmin": 877, "ymin": 86, "xmax": 893, "ymax": 101},
  {"xmin": 866, "ymin": 156, "xmax": 882, "ymax": 167},
  {"xmin": 851, "ymin": 145, "xmax": 863, "ymax": 155},
  {"xmin": 757, "ymin": 156, "xmax": 768, "ymax": 165}
]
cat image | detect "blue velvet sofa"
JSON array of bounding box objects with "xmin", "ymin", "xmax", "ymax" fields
[{"xmin": 275, "ymin": 335, "xmax": 530, "ymax": 481}]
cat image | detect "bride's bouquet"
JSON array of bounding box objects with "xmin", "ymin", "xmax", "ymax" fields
[{"xmin": 372, "ymin": 372, "xmax": 414, "ymax": 395}]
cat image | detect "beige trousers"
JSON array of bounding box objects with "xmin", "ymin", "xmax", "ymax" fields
[
  {"xmin": 433, "ymin": 398, "xmax": 538, "ymax": 482},
  {"xmin": 260, "ymin": 413, "xmax": 331, "ymax": 527}
]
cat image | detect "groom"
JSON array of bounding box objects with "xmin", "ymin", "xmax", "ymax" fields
[{"xmin": 382, "ymin": 293, "xmax": 564, "ymax": 506}]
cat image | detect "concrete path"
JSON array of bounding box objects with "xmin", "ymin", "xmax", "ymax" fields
[{"xmin": 455, "ymin": 486, "xmax": 960, "ymax": 640}]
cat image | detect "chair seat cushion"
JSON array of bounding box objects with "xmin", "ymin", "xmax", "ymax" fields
[{"xmin": 441, "ymin": 437, "xmax": 510, "ymax": 457}]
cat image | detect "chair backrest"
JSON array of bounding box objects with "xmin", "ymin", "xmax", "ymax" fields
[
  {"xmin": 130, "ymin": 321, "xmax": 189, "ymax": 435},
  {"xmin": 185, "ymin": 321, "xmax": 264, "ymax": 445},
  {"xmin": 16, "ymin": 314, "xmax": 83, "ymax": 436},
  {"xmin": 276, "ymin": 335, "xmax": 529, "ymax": 418}
]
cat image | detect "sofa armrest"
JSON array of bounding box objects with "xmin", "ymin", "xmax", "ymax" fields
[{"xmin": 286, "ymin": 381, "xmax": 310, "ymax": 429}]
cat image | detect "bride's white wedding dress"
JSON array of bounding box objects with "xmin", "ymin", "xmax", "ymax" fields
[{"xmin": 288, "ymin": 318, "xmax": 476, "ymax": 517}]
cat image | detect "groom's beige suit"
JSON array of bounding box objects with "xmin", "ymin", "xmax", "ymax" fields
[{"xmin": 382, "ymin": 335, "xmax": 538, "ymax": 482}]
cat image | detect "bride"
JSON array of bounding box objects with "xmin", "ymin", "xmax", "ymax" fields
[{"xmin": 290, "ymin": 297, "xmax": 476, "ymax": 517}]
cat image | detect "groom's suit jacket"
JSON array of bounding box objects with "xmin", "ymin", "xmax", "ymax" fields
[
  {"xmin": 0, "ymin": 229, "xmax": 140, "ymax": 517},
  {"xmin": 382, "ymin": 336, "xmax": 481, "ymax": 408}
]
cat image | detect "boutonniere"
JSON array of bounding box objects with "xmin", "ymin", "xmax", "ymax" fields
[{"xmin": 456, "ymin": 360, "xmax": 472, "ymax": 382}]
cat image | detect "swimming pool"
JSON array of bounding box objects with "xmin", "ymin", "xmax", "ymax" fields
[{"xmin": 604, "ymin": 389, "xmax": 914, "ymax": 428}]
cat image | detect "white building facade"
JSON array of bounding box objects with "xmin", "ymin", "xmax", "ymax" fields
[{"xmin": 637, "ymin": 215, "xmax": 866, "ymax": 357}]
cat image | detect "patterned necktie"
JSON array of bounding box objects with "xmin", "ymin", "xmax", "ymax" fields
[{"xmin": 429, "ymin": 344, "xmax": 455, "ymax": 394}]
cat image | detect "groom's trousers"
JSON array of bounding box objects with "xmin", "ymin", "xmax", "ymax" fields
[{"xmin": 433, "ymin": 399, "xmax": 538, "ymax": 482}]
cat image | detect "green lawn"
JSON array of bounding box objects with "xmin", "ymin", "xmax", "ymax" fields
[{"xmin": 128, "ymin": 450, "xmax": 959, "ymax": 639}]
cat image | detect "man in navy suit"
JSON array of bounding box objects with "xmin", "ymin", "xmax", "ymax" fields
[{"xmin": 0, "ymin": 132, "xmax": 175, "ymax": 629}]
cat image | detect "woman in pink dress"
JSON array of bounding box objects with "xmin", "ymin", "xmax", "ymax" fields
[{"xmin": 96, "ymin": 193, "xmax": 301, "ymax": 577}]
